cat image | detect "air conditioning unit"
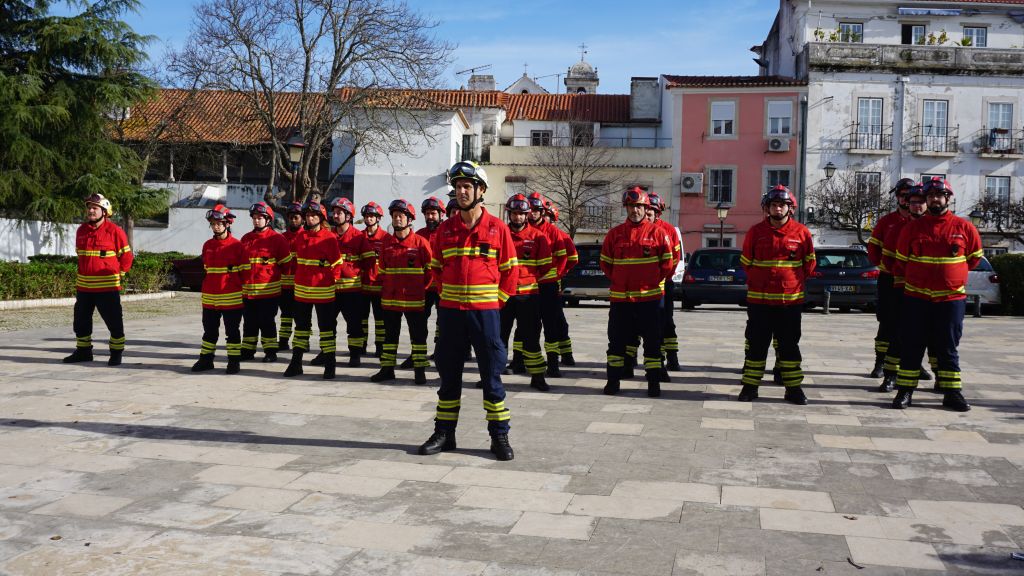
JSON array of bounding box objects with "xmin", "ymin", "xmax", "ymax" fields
[
  {"xmin": 679, "ymin": 173, "xmax": 703, "ymax": 195},
  {"xmin": 768, "ymin": 137, "xmax": 791, "ymax": 152}
]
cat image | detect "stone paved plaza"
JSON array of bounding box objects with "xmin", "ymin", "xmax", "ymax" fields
[{"xmin": 1, "ymin": 294, "xmax": 1023, "ymax": 575}]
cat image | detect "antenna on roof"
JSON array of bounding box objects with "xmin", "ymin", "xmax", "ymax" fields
[
  {"xmin": 533, "ymin": 72, "xmax": 563, "ymax": 94},
  {"xmin": 455, "ymin": 64, "xmax": 493, "ymax": 75}
]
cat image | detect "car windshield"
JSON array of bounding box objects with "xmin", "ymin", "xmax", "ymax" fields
[
  {"xmin": 973, "ymin": 257, "xmax": 993, "ymax": 272},
  {"xmin": 691, "ymin": 251, "xmax": 741, "ymax": 271},
  {"xmin": 576, "ymin": 246, "xmax": 602, "ymax": 269},
  {"xmin": 815, "ymin": 251, "xmax": 872, "ymax": 269}
]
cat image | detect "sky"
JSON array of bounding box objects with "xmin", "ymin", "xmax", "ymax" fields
[{"xmin": 101, "ymin": 0, "xmax": 780, "ymax": 94}]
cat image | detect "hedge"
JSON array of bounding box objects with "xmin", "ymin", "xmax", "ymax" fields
[
  {"xmin": 991, "ymin": 253, "xmax": 1024, "ymax": 316},
  {"xmin": 1, "ymin": 251, "xmax": 193, "ymax": 300}
]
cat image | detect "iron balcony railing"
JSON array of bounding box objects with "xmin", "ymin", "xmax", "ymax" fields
[
  {"xmin": 502, "ymin": 136, "xmax": 673, "ymax": 148},
  {"xmin": 847, "ymin": 122, "xmax": 893, "ymax": 151},
  {"xmin": 976, "ymin": 126, "xmax": 1024, "ymax": 155},
  {"xmin": 912, "ymin": 124, "xmax": 959, "ymax": 154}
]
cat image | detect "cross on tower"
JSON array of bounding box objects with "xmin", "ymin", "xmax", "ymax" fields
[
  {"xmin": 578, "ymin": 42, "xmax": 588, "ymax": 61},
  {"xmin": 523, "ymin": 62, "xmax": 529, "ymax": 75}
]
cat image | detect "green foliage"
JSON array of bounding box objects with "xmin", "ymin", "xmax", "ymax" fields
[
  {"xmin": 0, "ymin": 251, "xmax": 193, "ymax": 300},
  {"xmin": 0, "ymin": 0, "xmax": 156, "ymax": 225},
  {"xmin": 991, "ymin": 253, "xmax": 1024, "ymax": 316}
]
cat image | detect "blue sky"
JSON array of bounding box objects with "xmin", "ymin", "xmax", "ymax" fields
[{"xmin": 110, "ymin": 0, "xmax": 779, "ymax": 94}]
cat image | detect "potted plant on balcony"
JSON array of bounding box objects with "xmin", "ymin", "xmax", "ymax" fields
[
  {"xmin": 813, "ymin": 27, "xmax": 825, "ymax": 41},
  {"xmin": 959, "ymin": 36, "xmax": 973, "ymax": 47}
]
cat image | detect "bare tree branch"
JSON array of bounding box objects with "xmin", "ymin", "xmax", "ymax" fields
[{"xmin": 807, "ymin": 170, "xmax": 895, "ymax": 245}]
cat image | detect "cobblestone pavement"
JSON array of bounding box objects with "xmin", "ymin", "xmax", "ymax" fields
[{"xmin": 0, "ymin": 300, "xmax": 1022, "ymax": 575}]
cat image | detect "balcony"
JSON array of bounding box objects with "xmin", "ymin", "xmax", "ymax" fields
[
  {"xmin": 802, "ymin": 42, "xmax": 1024, "ymax": 76},
  {"xmin": 974, "ymin": 127, "xmax": 1024, "ymax": 158},
  {"xmin": 847, "ymin": 123, "xmax": 893, "ymax": 154},
  {"xmin": 910, "ymin": 125, "xmax": 959, "ymax": 156},
  {"xmin": 500, "ymin": 136, "xmax": 673, "ymax": 148}
]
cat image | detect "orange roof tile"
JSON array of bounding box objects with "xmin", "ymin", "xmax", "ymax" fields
[{"xmin": 504, "ymin": 93, "xmax": 631, "ymax": 123}]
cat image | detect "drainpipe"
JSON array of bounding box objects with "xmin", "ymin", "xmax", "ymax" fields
[
  {"xmin": 798, "ymin": 94, "xmax": 809, "ymax": 222},
  {"xmin": 895, "ymin": 76, "xmax": 908, "ymax": 178}
]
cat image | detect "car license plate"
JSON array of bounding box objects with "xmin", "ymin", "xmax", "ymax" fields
[
  {"xmin": 580, "ymin": 269, "xmax": 603, "ymax": 276},
  {"xmin": 827, "ymin": 285, "xmax": 856, "ymax": 293},
  {"xmin": 709, "ymin": 275, "xmax": 734, "ymax": 282}
]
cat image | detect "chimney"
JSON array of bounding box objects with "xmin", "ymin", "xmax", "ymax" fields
[
  {"xmin": 468, "ymin": 74, "xmax": 496, "ymax": 91},
  {"xmin": 630, "ymin": 77, "xmax": 660, "ymax": 122}
]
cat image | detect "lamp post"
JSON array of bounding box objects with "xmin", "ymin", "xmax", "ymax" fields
[
  {"xmin": 286, "ymin": 131, "xmax": 305, "ymax": 203},
  {"xmin": 969, "ymin": 209, "xmax": 984, "ymax": 228},
  {"xmin": 716, "ymin": 201, "xmax": 730, "ymax": 246},
  {"xmin": 824, "ymin": 161, "xmax": 837, "ymax": 180}
]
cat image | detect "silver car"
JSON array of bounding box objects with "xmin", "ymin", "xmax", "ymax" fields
[{"xmin": 966, "ymin": 257, "xmax": 1001, "ymax": 307}]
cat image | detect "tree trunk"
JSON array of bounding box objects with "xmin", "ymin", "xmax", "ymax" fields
[{"xmin": 125, "ymin": 215, "xmax": 135, "ymax": 249}]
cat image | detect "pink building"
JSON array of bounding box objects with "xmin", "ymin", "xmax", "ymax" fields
[{"xmin": 664, "ymin": 76, "xmax": 807, "ymax": 251}]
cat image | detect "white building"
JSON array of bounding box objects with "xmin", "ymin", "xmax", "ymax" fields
[{"xmin": 758, "ymin": 0, "xmax": 1024, "ymax": 253}]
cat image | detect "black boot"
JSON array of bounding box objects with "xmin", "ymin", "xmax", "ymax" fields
[
  {"xmin": 646, "ymin": 371, "xmax": 661, "ymax": 398},
  {"xmin": 509, "ymin": 351, "xmax": 525, "ymax": 374},
  {"xmin": 418, "ymin": 430, "xmax": 456, "ymax": 455},
  {"xmin": 191, "ymin": 354, "xmax": 214, "ymax": 372},
  {"xmin": 621, "ymin": 357, "xmax": 635, "ymax": 380},
  {"xmin": 348, "ymin": 348, "xmax": 361, "ymax": 368},
  {"xmin": 414, "ymin": 368, "xmax": 427, "ymax": 385},
  {"xmin": 400, "ymin": 356, "xmax": 414, "ymax": 369},
  {"xmin": 892, "ymin": 388, "xmax": 913, "ymax": 409},
  {"xmin": 226, "ymin": 357, "xmax": 240, "ymax": 374},
  {"xmin": 942, "ymin": 390, "xmax": 970, "ymax": 412},
  {"xmin": 545, "ymin": 353, "xmax": 561, "ymax": 377},
  {"xmin": 737, "ymin": 384, "xmax": 758, "ymax": 402},
  {"xmin": 659, "ymin": 366, "xmax": 672, "ymax": 383},
  {"xmin": 869, "ymin": 354, "xmax": 884, "ymax": 378},
  {"xmin": 310, "ymin": 351, "xmax": 326, "ymax": 366},
  {"xmin": 784, "ymin": 386, "xmax": 808, "ymax": 405},
  {"xmin": 323, "ymin": 356, "xmax": 336, "ymax": 380},
  {"xmin": 877, "ymin": 375, "xmax": 895, "ymax": 393},
  {"xmin": 665, "ymin": 351, "xmax": 680, "ymax": 371},
  {"xmin": 370, "ymin": 367, "xmax": 395, "ymax": 382},
  {"xmin": 278, "ymin": 338, "xmax": 290, "ymax": 352},
  {"xmin": 604, "ymin": 365, "xmax": 620, "ymax": 395},
  {"xmin": 561, "ymin": 353, "xmax": 576, "ymax": 367},
  {"xmin": 490, "ymin": 434, "xmax": 514, "ymax": 461},
  {"xmin": 239, "ymin": 349, "xmax": 256, "ymax": 361},
  {"xmin": 263, "ymin": 350, "xmax": 277, "ymax": 363},
  {"xmin": 107, "ymin": 349, "xmax": 123, "ymax": 367},
  {"xmin": 63, "ymin": 348, "xmax": 93, "ymax": 363},
  {"xmin": 284, "ymin": 350, "xmax": 303, "ymax": 377},
  {"xmin": 530, "ymin": 374, "xmax": 550, "ymax": 392},
  {"xmin": 919, "ymin": 365, "xmax": 933, "ymax": 381}
]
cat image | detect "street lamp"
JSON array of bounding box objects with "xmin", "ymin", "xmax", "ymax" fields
[
  {"xmin": 969, "ymin": 209, "xmax": 984, "ymax": 228},
  {"xmin": 715, "ymin": 201, "xmax": 730, "ymax": 246},
  {"xmin": 286, "ymin": 131, "xmax": 305, "ymax": 202},
  {"xmin": 824, "ymin": 161, "xmax": 837, "ymax": 179}
]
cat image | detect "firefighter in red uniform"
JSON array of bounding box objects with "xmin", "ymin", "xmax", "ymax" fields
[
  {"xmin": 526, "ymin": 192, "xmax": 568, "ymax": 376},
  {"xmin": 360, "ymin": 202, "xmax": 387, "ymax": 357},
  {"xmin": 324, "ymin": 197, "xmax": 372, "ymax": 368},
  {"xmin": 891, "ymin": 178, "xmax": 981, "ymax": 412},
  {"xmin": 277, "ymin": 202, "xmax": 303, "ymax": 351},
  {"xmin": 418, "ymin": 161, "xmax": 518, "ymax": 461},
  {"xmin": 647, "ymin": 192, "xmax": 683, "ymax": 373},
  {"xmin": 285, "ymin": 201, "xmax": 342, "ymax": 379},
  {"xmin": 192, "ymin": 205, "xmax": 247, "ymax": 374},
  {"xmin": 371, "ymin": 199, "xmax": 433, "ymax": 385},
  {"xmin": 502, "ymin": 193, "xmax": 554, "ymax": 391},
  {"xmin": 600, "ymin": 187, "xmax": 674, "ymax": 397},
  {"xmin": 63, "ymin": 194, "xmax": 133, "ymax": 366},
  {"xmin": 737, "ymin": 185, "xmax": 815, "ymax": 405},
  {"xmin": 405, "ymin": 195, "xmax": 445, "ymax": 366},
  {"xmin": 239, "ymin": 202, "xmax": 292, "ymax": 363},
  {"xmin": 544, "ymin": 200, "xmax": 578, "ymax": 365}
]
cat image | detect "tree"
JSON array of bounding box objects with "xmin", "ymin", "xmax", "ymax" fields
[
  {"xmin": 970, "ymin": 195, "xmax": 1024, "ymax": 246},
  {"xmin": 807, "ymin": 170, "xmax": 894, "ymax": 245},
  {"xmin": 169, "ymin": 0, "xmax": 454, "ymax": 204},
  {"xmin": 521, "ymin": 123, "xmax": 635, "ymax": 239},
  {"xmin": 0, "ymin": 0, "xmax": 162, "ymax": 236}
]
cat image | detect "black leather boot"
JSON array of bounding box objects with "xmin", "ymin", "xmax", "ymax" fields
[
  {"xmin": 63, "ymin": 348, "xmax": 93, "ymax": 363},
  {"xmin": 530, "ymin": 374, "xmax": 550, "ymax": 392},
  {"xmin": 277, "ymin": 337, "xmax": 290, "ymax": 352},
  {"xmin": 239, "ymin": 349, "xmax": 256, "ymax": 361},
  {"xmin": 107, "ymin": 349, "xmax": 123, "ymax": 367},
  {"xmin": 659, "ymin": 366, "xmax": 672, "ymax": 383},
  {"xmin": 737, "ymin": 384, "xmax": 758, "ymax": 402},
  {"xmin": 561, "ymin": 353, "xmax": 576, "ymax": 367},
  {"xmin": 418, "ymin": 430, "xmax": 456, "ymax": 455},
  {"xmin": 665, "ymin": 351, "xmax": 680, "ymax": 371},
  {"xmin": 919, "ymin": 365, "xmax": 933, "ymax": 381},
  {"xmin": 646, "ymin": 371, "xmax": 661, "ymax": 398},
  {"xmin": 869, "ymin": 353, "xmax": 884, "ymax": 378},
  {"xmin": 784, "ymin": 385, "xmax": 808, "ymax": 405},
  {"xmin": 489, "ymin": 434, "xmax": 514, "ymax": 461},
  {"xmin": 414, "ymin": 368, "xmax": 427, "ymax": 385},
  {"xmin": 226, "ymin": 357, "xmax": 240, "ymax": 374},
  {"xmin": 263, "ymin": 350, "xmax": 277, "ymax": 363},
  {"xmin": 942, "ymin": 390, "xmax": 970, "ymax": 412},
  {"xmin": 323, "ymin": 355, "xmax": 336, "ymax": 380},
  {"xmin": 892, "ymin": 388, "xmax": 913, "ymax": 409},
  {"xmin": 604, "ymin": 365, "xmax": 620, "ymax": 395},
  {"xmin": 370, "ymin": 367, "xmax": 395, "ymax": 382},
  {"xmin": 310, "ymin": 351, "xmax": 326, "ymax": 366},
  {"xmin": 348, "ymin": 348, "xmax": 361, "ymax": 368},
  {"xmin": 545, "ymin": 353, "xmax": 561, "ymax": 377},
  {"xmin": 284, "ymin": 350, "xmax": 303, "ymax": 377},
  {"xmin": 191, "ymin": 354, "xmax": 214, "ymax": 372},
  {"xmin": 877, "ymin": 374, "xmax": 895, "ymax": 392}
]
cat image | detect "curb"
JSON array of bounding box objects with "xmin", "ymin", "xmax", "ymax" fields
[{"xmin": 0, "ymin": 291, "xmax": 179, "ymax": 311}]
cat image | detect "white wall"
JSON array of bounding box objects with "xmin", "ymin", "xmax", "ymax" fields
[
  {"xmin": 133, "ymin": 208, "xmax": 256, "ymax": 255},
  {"xmin": 0, "ymin": 219, "xmax": 76, "ymax": 262}
]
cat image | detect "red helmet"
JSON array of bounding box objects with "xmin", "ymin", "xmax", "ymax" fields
[
  {"xmin": 527, "ymin": 191, "xmax": 546, "ymax": 211},
  {"xmin": 285, "ymin": 202, "xmax": 303, "ymax": 216},
  {"xmin": 506, "ymin": 193, "xmax": 530, "ymax": 214},
  {"xmin": 622, "ymin": 186, "xmax": 650, "ymax": 207},
  {"xmin": 906, "ymin": 182, "xmax": 926, "ymax": 201},
  {"xmin": 388, "ymin": 198, "xmax": 416, "ymax": 220},
  {"xmin": 328, "ymin": 197, "xmax": 354, "ymax": 217},
  {"xmin": 647, "ymin": 192, "xmax": 664, "ymax": 213},
  {"xmin": 762, "ymin": 185, "xmax": 796, "ymax": 211},
  {"xmin": 302, "ymin": 201, "xmax": 327, "ymax": 220},
  {"xmin": 923, "ymin": 177, "xmax": 954, "ymax": 197},
  {"xmin": 421, "ymin": 196, "xmax": 445, "ymax": 215},
  {"xmin": 361, "ymin": 201, "xmax": 384, "ymax": 218},
  {"xmin": 249, "ymin": 201, "xmax": 275, "ymax": 219},
  {"xmin": 206, "ymin": 204, "xmax": 235, "ymax": 222},
  {"xmin": 891, "ymin": 177, "xmax": 916, "ymax": 196},
  {"xmin": 547, "ymin": 204, "xmax": 560, "ymax": 222}
]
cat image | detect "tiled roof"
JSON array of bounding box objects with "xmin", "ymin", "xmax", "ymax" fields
[
  {"xmin": 663, "ymin": 75, "xmax": 808, "ymax": 89},
  {"xmin": 505, "ymin": 93, "xmax": 631, "ymax": 123}
]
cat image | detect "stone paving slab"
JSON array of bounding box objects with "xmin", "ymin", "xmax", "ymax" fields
[{"xmin": 0, "ymin": 297, "xmax": 1023, "ymax": 574}]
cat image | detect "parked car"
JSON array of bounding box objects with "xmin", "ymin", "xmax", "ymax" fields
[
  {"xmin": 679, "ymin": 248, "xmax": 747, "ymax": 308},
  {"xmin": 561, "ymin": 242, "xmax": 609, "ymax": 305},
  {"xmin": 805, "ymin": 246, "xmax": 877, "ymax": 312},
  {"xmin": 168, "ymin": 256, "xmax": 204, "ymax": 290},
  {"xmin": 966, "ymin": 256, "xmax": 1001, "ymax": 310}
]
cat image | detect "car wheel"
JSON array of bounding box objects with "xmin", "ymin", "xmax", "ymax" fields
[
  {"xmin": 566, "ymin": 298, "xmax": 580, "ymax": 307},
  {"xmin": 166, "ymin": 269, "xmax": 183, "ymax": 291}
]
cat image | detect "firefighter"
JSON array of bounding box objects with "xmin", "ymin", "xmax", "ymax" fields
[
  {"xmin": 403, "ymin": 196, "xmax": 445, "ymax": 367},
  {"xmin": 737, "ymin": 185, "xmax": 815, "ymax": 405},
  {"xmin": 192, "ymin": 205, "xmax": 246, "ymax": 374},
  {"xmin": 600, "ymin": 187, "xmax": 674, "ymax": 397},
  {"xmin": 324, "ymin": 197, "xmax": 372, "ymax": 368},
  {"xmin": 543, "ymin": 200, "xmax": 578, "ymax": 366},
  {"xmin": 891, "ymin": 178, "xmax": 982, "ymax": 412},
  {"xmin": 372, "ymin": 198, "xmax": 433, "ymax": 385},
  {"xmin": 647, "ymin": 192, "xmax": 683, "ymax": 373},
  {"xmin": 239, "ymin": 202, "xmax": 291, "ymax": 362},
  {"xmin": 277, "ymin": 202, "xmax": 303, "ymax": 351},
  {"xmin": 63, "ymin": 194, "xmax": 133, "ymax": 366},
  {"xmin": 501, "ymin": 193, "xmax": 554, "ymax": 391},
  {"xmin": 418, "ymin": 161, "xmax": 518, "ymax": 461},
  {"xmin": 285, "ymin": 201, "xmax": 341, "ymax": 379},
  {"xmin": 360, "ymin": 202, "xmax": 387, "ymax": 357},
  {"xmin": 526, "ymin": 192, "xmax": 568, "ymax": 377}
]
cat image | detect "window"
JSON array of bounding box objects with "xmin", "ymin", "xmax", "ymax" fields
[
  {"xmin": 711, "ymin": 101, "xmax": 735, "ymax": 136},
  {"xmin": 767, "ymin": 101, "xmax": 792, "ymax": 135},
  {"xmin": 856, "ymin": 97, "xmax": 883, "ymax": 148},
  {"xmin": 704, "ymin": 236, "xmax": 734, "ymax": 248},
  {"xmin": 922, "ymin": 100, "xmax": 948, "ymax": 136},
  {"xmin": 902, "ymin": 24, "xmax": 926, "ymax": 45},
  {"xmin": 840, "ymin": 22, "xmax": 864, "ymax": 43},
  {"xmin": 530, "ymin": 130, "xmax": 552, "ymax": 146},
  {"xmin": 921, "ymin": 173, "xmax": 946, "ymax": 184},
  {"xmin": 985, "ymin": 176, "xmax": 1010, "ymax": 205},
  {"xmin": 708, "ymin": 168, "xmax": 734, "ymax": 204},
  {"xmin": 767, "ymin": 169, "xmax": 791, "ymax": 189},
  {"xmin": 988, "ymin": 102, "xmax": 1013, "ymax": 150},
  {"xmin": 461, "ymin": 134, "xmax": 475, "ymax": 161},
  {"xmin": 572, "ymin": 123, "xmax": 594, "ymax": 146},
  {"xmin": 963, "ymin": 27, "xmax": 987, "ymax": 47},
  {"xmin": 855, "ymin": 172, "xmax": 881, "ymax": 197}
]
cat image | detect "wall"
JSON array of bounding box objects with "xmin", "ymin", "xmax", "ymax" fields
[{"xmin": 0, "ymin": 219, "xmax": 76, "ymax": 262}]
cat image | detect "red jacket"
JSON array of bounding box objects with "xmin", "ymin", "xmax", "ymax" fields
[
  {"xmin": 334, "ymin": 225, "xmax": 373, "ymax": 293},
  {"xmin": 201, "ymin": 234, "xmax": 246, "ymax": 310},
  {"xmin": 378, "ymin": 231, "xmax": 433, "ymax": 311},
  {"xmin": 75, "ymin": 219, "xmax": 133, "ymax": 293},
  {"xmin": 531, "ymin": 220, "xmax": 566, "ymax": 283},
  {"xmin": 600, "ymin": 219, "xmax": 673, "ymax": 303},
  {"xmin": 881, "ymin": 214, "xmax": 912, "ymax": 287},
  {"xmin": 867, "ymin": 211, "xmax": 905, "ymax": 274},
  {"xmin": 239, "ymin": 227, "xmax": 292, "ymax": 299},
  {"xmin": 430, "ymin": 208, "xmax": 518, "ymax": 310},
  {"xmin": 655, "ymin": 218, "xmax": 682, "ymax": 269},
  {"xmin": 893, "ymin": 211, "xmax": 982, "ymax": 303},
  {"xmin": 740, "ymin": 218, "xmax": 816, "ymax": 306},
  {"xmin": 360, "ymin": 226, "xmax": 387, "ymax": 295},
  {"xmin": 280, "ymin": 228, "xmax": 300, "ymax": 289},
  {"xmin": 555, "ymin": 225, "xmax": 578, "ymax": 278},
  {"xmin": 293, "ymin": 226, "xmax": 342, "ymax": 304},
  {"xmin": 510, "ymin": 225, "xmax": 553, "ymax": 295},
  {"xmin": 417, "ymin": 225, "xmax": 441, "ymax": 293}
]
